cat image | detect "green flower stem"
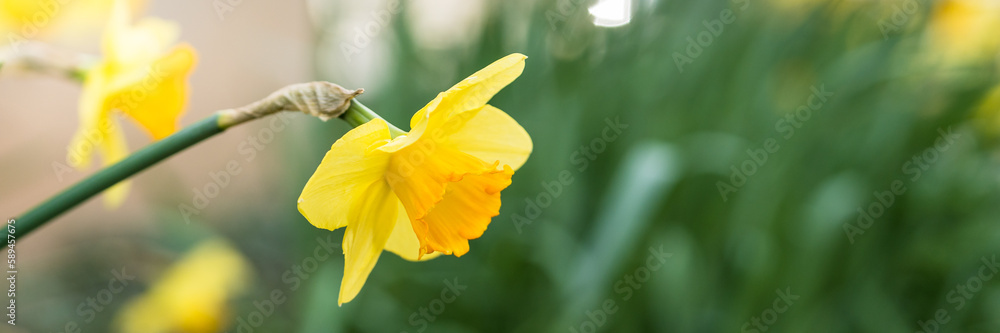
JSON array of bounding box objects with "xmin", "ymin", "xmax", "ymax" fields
[
  {"xmin": 341, "ymin": 100, "xmax": 406, "ymax": 138},
  {"xmin": 12, "ymin": 81, "xmax": 385, "ymax": 241},
  {"xmin": 14, "ymin": 115, "xmax": 225, "ymax": 239}
]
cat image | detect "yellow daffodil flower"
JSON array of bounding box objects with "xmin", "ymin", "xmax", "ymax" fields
[
  {"xmin": 114, "ymin": 239, "xmax": 250, "ymax": 333},
  {"xmin": 927, "ymin": 0, "xmax": 1000, "ymax": 64},
  {"xmin": 0, "ymin": 0, "xmax": 145, "ymax": 45},
  {"xmin": 66, "ymin": 0, "xmax": 196, "ymax": 206},
  {"xmin": 298, "ymin": 53, "xmax": 533, "ymax": 305}
]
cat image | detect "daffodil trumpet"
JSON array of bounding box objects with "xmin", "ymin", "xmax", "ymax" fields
[{"xmin": 12, "ymin": 82, "xmax": 366, "ymax": 240}]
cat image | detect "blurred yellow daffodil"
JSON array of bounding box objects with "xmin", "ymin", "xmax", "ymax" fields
[
  {"xmin": 66, "ymin": 0, "xmax": 196, "ymax": 206},
  {"xmin": 114, "ymin": 239, "xmax": 250, "ymax": 333},
  {"xmin": 927, "ymin": 0, "xmax": 1000, "ymax": 64},
  {"xmin": 974, "ymin": 85, "xmax": 1000, "ymax": 135},
  {"xmin": 0, "ymin": 0, "xmax": 145, "ymax": 46},
  {"xmin": 298, "ymin": 53, "xmax": 532, "ymax": 305}
]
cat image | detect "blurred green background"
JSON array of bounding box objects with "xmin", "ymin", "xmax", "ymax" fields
[{"xmin": 5, "ymin": 0, "xmax": 1000, "ymax": 332}]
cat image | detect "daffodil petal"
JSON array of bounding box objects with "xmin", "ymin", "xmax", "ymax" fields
[
  {"xmin": 104, "ymin": 0, "xmax": 179, "ymax": 68},
  {"xmin": 103, "ymin": 181, "xmax": 130, "ymax": 208},
  {"xmin": 409, "ymin": 53, "xmax": 527, "ymax": 129},
  {"xmin": 67, "ymin": 66, "xmax": 113, "ymax": 170},
  {"xmin": 104, "ymin": 44, "xmax": 197, "ymax": 140},
  {"xmin": 385, "ymin": 54, "xmax": 527, "ymax": 157},
  {"xmin": 384, "ymin": 201, "xmax": 441, "ymax": 262},
  {"xmin": 99, "ymin": 118, "xmax": 130, "ymax": 208},
  {"xmin": 67, "ymin": 67, "xmax": 131, "ymax": 208},
  {"xmin": 450, "ymin": 105, "xmax": 532, "ymax": 171},
  {"xmin": 298, "ymin": 119, "xmax": 393, "ymax": 231},
  {"xmin": 339, "ymin": 180, "xmax": 397, "ymax": 305}
]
